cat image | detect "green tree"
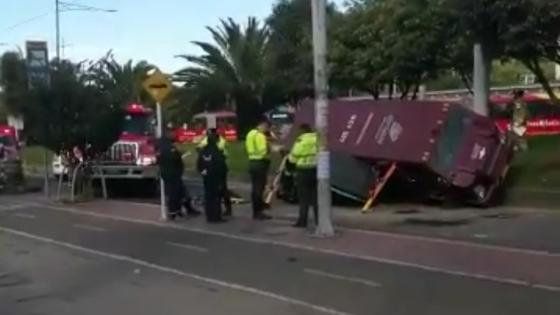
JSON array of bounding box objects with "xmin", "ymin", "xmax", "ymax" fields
[
  {"xmin": 0, "ymin": 51, "xmax": 28, "ymax": 116},
  {"xmin": 332, "ymin": 0, "xmax": 461, "ymax": 99},
  {"xmin": 23, "ymin": 59, "xmax": 123, "ymax": 157},
  {"xmin": 266, "ymin": 0, "xmax": 340, "ymax": 103},
  {"xmin": 93, "ymin": 54, "xmax": 155, "ymax": 108},
  {"xmin": 175, "ymin": 17, "xmax": 271, "ymax": 135},
  {"xmin": 447, "ymin": 0, "xmax": 560, "ymax": 101}
]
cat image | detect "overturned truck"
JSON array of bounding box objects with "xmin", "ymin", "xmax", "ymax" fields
[{"xmin": 283, "ymin": 100, "xmax": 514, "ymax": 207}]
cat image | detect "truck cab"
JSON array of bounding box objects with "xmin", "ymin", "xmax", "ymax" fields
[{"xmin": 95, "ymin": 104, "xmax": 158, "ymax": 180}]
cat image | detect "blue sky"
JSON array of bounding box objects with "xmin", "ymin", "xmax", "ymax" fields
[{"xmin": 0, "ymin": 0, "xmax": 343, "ymax": 73}]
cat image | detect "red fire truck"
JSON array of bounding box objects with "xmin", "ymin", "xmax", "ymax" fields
[
  {"xmin": 93, "ymin": 104, "xmax": 159, "ymax": 185},
  {"xmin": 490, "ymin": 93, "xmax": 560, "ymax": 136},
  {"xmin": 0, "ymin": 125, "xmax": 24, "ymax": 190},
  {"xmin": 175, "ymin": 111, "xmax": 238, "ymax": 144}
]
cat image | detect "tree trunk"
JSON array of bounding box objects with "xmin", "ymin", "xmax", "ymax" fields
[
  {"xmin": 460, "ymin": 72, "xmax": 473, "ymax": 94},
  {"xmin": 400, "ymin": 82, "xmax": 411, "ymax": 100},
  {"xmin": 524, "ymin": 58, "xmax": 559, "ymax": 105},
  {"xmin": 411, "ymin": 83, "xmax": 420, "ymax": 100}
]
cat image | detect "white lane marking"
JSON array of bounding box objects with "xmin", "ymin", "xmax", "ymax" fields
[
  {"xmin": 72, "ymin": 224, "xmax": 107, "ymax": 233},
  {"xmin": 355, "ymin": 112, "xmax": 374, "ymax": 145},
  {"xmin": 304, "ymin": 269, "xmax": 381, "ymax": 288},
  {"xmin": 166, "ymin": 241, "xmax": 208, "ymax": 253},
  {"xmin": 0, "ymin": 203, "xmax": 37, "ymax": 211},
  {"xmin": 0, "ymin": 226, "xmax": 352, "ymax": 315},
  {"xmin": 13, "ymin": 213, "xmax": 37, "ymax": 220},
  {"xmin": 26, "ymin": 202, "xmax": 560, "ymax": 292},
  {"xmin": 133, "ymin": 200, "xmax": 560, "ymax": 259}
]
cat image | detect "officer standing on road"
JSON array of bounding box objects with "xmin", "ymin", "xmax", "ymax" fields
[
  {"xmin": 197, "ymin": 129, "xmax": 232, "ymax": 216},
  {"xmin": 158, "ymin": 127, "xmax": 200, "ymax": 220},
  {"xmin": 197, "ymin": 132, "xmax": 227, "ymax": 223},
  {"xmin": 511, "ymin": 89, "xmax": 529, "ymax": 151},
  {"xmin": 245, "ymin": 119, "xmax": 272, "ymax": 220},
  {"xmin": 289, "ymin": 124, "xmax": 318, "ymax": 228}
]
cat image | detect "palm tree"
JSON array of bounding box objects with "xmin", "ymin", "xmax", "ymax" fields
[
  {"xmin": 94, "ymin": 54, "xmax": 155, "ymax": 107},
  {"xmin": 175, "ymin": 17, "xmax": 270, "ymax": 133}
]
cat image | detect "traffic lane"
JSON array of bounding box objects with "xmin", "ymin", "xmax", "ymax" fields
[
  {"xmin": 1, "ymin": 206, "xmax": 559, "ymax": 315},
  {"xmin": 2, "ymin": 205, "xmax": 559, "ymax": 315},
  {"xmin": 0, "ymin": 208, "xmax": 379, "ymax": 315},
  {"xmin": 0, "ymin": 233, "xmax": 315, "ymax": 315},
  {"xmin": 133, "ymin": 179, "xmax": 560, "ymax": 255}
]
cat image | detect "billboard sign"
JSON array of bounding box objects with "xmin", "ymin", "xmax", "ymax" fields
[{"xmin": 25, "ymin": 41, "xmax": 50, "ymax": 88}]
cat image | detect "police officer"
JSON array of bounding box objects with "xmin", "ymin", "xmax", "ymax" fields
[
  {"xmin": 197, "ymin": 129, "xmax": 232, "ymax": 216},
  {"xmin": 512, "ymin": 89, "xmax": 529, "ymax": 151},
  {"xmin": 197, "ymin": 132, "xmax": 227, "ymax": 223},
  {"xmin": 158, "ymin": 127, "xmax": 199, "ymax": 220},
  {"xmin": 245, "ymin": 119, "xmax": 272, "ymax": 220},
  {"xmin": 289, "ymin": 124, "xmax": 318, "ymax": 228}
]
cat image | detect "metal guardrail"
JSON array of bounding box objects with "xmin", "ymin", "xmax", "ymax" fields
[{"xmin": 340, "ymin": 83, "xmax": 560, "ymax": 101}]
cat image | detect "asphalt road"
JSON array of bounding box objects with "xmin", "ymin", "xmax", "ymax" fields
[{"xmin": 0, "ymin": 201, "xmax": 559, "ymax": 315}]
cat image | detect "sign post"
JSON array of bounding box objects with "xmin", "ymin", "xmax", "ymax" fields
[
  {"xmin": 25, "ymin": 41, "xmax": 50, "ymax": 198},
  {"xmin": 143, "ymin": 69, "xmax": 173, "ymax": 221}
]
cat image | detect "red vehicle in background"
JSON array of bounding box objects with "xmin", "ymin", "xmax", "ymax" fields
[
  {"xmin": 490, "ymin": 93, "xmax": 560, "ymax": 136},
  {"xmin": 93, "ymin": 104, "xmax": 159, "ymax": 186},
  {"xmin": 175, "ymin": 110, "xmax": 238, "ymax": 143},
  {"xmin": 0, "ymin": 125, "xmax": 24, "ymax": 190}
]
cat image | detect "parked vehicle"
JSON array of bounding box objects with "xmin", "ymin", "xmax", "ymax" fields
[
  {"xmin": 281, "ymin": 100, "xmax": 513, "ymax": 206},
  {"xmin": 92, "ymin": 104, "xmax": 159, "ymax": 190},
  {"xmin": 180, "ymin": 111, "xmax": 238, "ymax": 143},
  {"xmin": 490, "ymin": 93, "xmax": 560, "ymax": 136},
  {"xmin": 267, "ymin": 105, "xmax": 296, "ymax": 141},
  {"xmin": 0, "ymin": 125, "xmax": 24, "ymax": 191}
]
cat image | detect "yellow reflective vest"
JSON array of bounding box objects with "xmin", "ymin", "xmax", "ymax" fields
[
  {"xmin": 245, "ymin": 129, "xmax": 269, "ymax": 160},
  {"xmin": 197, "ymin": 135, "xmax": 228, "ymax": 156},
  {"xmin": 289, "ymin": 132, "xmax": 317, "ymax": 169}
]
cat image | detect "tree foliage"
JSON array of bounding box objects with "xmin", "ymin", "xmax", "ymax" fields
[
  {"xmin": 175, "ymin": 17, "xmax": 272, "ymax": 135},
  {"xmin": 92, "ymin": 54, "xmax": 155, "ymax": 108},
  {"xmin": 23, "ymin": 60, "xmax": 124, "ymax": 157},
  {"xmin": 0, "ymin": 51, "xmax": 28, "ymax": 115},
  {"xmin": 331, "ymin": 0, "xmax": 560, "ymax": 100}
]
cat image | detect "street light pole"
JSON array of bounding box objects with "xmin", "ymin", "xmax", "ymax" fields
[
  {"xmin": 311, "ymin": 0, "xmax": 334, "ymax": 237},
  {"xmin": 473, "ymin": 43, "xmax": 490, "ymax": 116},
  {"xmin": 55, "ymin": 0, "xmax": 60, "ymax": 59}
]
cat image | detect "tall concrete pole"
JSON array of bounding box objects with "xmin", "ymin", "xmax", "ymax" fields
[
  {"xmin": 55, "ymin": 0, "xmax": 60, "ymax": 60},
  {"xmin": 311, "ymin": 0, "xmax": 334, "ymax": 237},
  {"xmin": 473, "ymin": 43, "xmax": 490, "ymax": 116}
]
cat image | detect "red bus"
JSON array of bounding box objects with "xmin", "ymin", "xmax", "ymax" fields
[
  {"xmin": 174, "ymin": 111, "xmax": 238, "ymax": 143},
  {"xmin": 490, "ymin": 93, "xmax": 560, "ymax": 136}
]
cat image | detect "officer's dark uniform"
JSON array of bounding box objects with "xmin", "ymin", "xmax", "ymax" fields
[
  {"xmin": 197, "ymin": 135, "xmax": 227, "ymax": 223},
  {"xmin": 197, "ymin": 130, "xmax": 232, "ymax": 216},
  {"xmin": 158, "ymin": 135, "xmax": 199, "ymax": 220},
  {"xmin": 158, "ymin": 136, "xmax": 183, "ymax": 219}
]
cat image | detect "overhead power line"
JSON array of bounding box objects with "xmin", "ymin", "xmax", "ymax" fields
[{"xmin": 0, "ymin": 12, "xmax": 51, "ymax": 33}]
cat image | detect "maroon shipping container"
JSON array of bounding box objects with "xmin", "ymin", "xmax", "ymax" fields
[{"xmin": 288, "ymin": 99, "xmax": 513, "ymax": 205}]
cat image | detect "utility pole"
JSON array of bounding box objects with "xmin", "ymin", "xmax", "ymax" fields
[
  {"xmin": 311, "ymin": 0, "xmax": 334, "ymax": 237},
  {"xmin": 55, "ymin": 0, "xmax": 60, "ymax": 59},
  {"xmin": 473, "ymin": 43, "xmax": 490, "ymax": 116}
]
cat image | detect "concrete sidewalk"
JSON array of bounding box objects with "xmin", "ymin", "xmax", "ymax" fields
[{"xmin": 10, "ymin": 195, "xmax": 560, "ymax": 292}]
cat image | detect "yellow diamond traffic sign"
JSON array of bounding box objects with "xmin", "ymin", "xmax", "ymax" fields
[{"xmin": 143, "ymin": 69, "xmax": 173, "ymax": 104}]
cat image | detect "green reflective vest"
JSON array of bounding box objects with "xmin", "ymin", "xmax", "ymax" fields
[
  {"xmin": 289, "ymin": 132, "xmax": 317, "ymax": 169},
  {"xmin": 245, "ymin": 129, "xmax": 269, "ymax": 160}
]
